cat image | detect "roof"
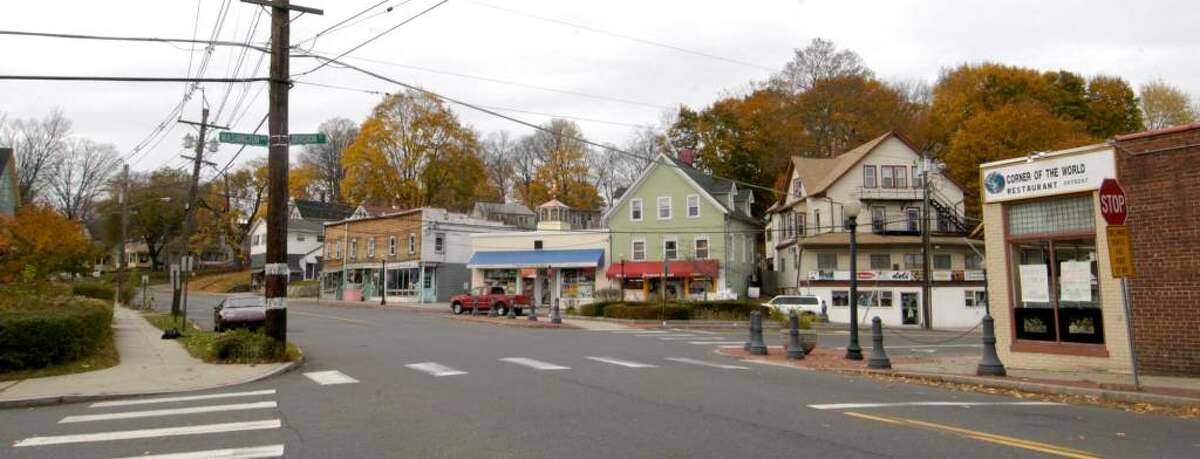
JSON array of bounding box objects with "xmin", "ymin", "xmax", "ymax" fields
[
  {"xmin": 605, "ymin": 260, "xmax": 720, "ymax": 279},
  {"xmin": 473, "ymin": 201, "xmax": 535, "ymax": 216},
  {"xmin": 288, "ymin": 219, "xmax": 325, "ymax": 233},
  {"xmin": 799, "ymin": 132, "xmax": 893, "ymax": 198},
  {"xmin": 537, "ymin": 199, "xmax": 570, "ymax": 209},
  {"xmin": 794, "ymin": 232, "xmax": 981, "ymax": 247},
  {"xmin": 1114, "ymin": 122, "xmax": 1200, "ymax": 141},
  {"xmin": 466, "ymin": 248, "xmax": 605, "ymax": 269},
  {"xmin": 662, "ymin": 155, "xmax": 760, "ymax": 225},
  {"xmin": 292, "ymin": 199, "xmax": 354, "ymax": 221},
  {"xmin": 356, "ymin": 204, "xmax": 402, "ymax": 218}
]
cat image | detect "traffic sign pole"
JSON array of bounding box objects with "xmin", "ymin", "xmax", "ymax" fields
[{"xmin": 1100, "ymin": 177, "xmax": 1139, "ymax": 390}]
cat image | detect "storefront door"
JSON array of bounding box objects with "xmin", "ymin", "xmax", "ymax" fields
[
  {"xmin": 901, "ymin": 293, "xmax": 919, "ymax": 325},
  {"xmin": 422, "ymin": 267, "xmax": 436, "ymax": 303}
]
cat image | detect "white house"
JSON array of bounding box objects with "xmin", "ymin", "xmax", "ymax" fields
[{"xmin": 249, "ymin": 199, "xmax": 354, "ymax": 281}]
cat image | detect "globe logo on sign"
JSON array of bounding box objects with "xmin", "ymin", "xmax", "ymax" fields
[{"xmin": 984, "ymin": 171, "xmax": 1006, "ymax": 194}]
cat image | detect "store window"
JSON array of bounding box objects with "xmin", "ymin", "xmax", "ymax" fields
[
  {"xmin": 856, "ymin": 290, "xmax": 893, "ymax": 307},
  {"xmin": 817, "ymin": 253, "xmax": 837, "ymax": 270},
  {"xmin": 632, "ymin": 240, "xmax": 646, "ymax": 261},
  {"xmin": 933, "ymin": 254, "xmax": 952, "ymax": 270},
  {"xmin": 561, "ymin": 268, "xmax": 596, "ymax": 299},
  {"xmin": 1007, "ymin": 195, "xmax": 1102, "ymax": 344},
  {"xmin": 870, "ymin": 254, "xmax": 890, "ymax": 270},
  {"xmin": 483, "ymin": 269, "xmax": 517, "ymax": 293},
  {"xmin": 832, "ymin": 291, "xmax": 849, "ymax": 306},
  {"xmin": 964, "ymin": 290, "xmax": 987, "ymax": 308}
]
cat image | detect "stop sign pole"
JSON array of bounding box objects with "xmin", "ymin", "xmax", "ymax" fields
[{"xmin": 1099, "ymin": 178, "xmax": 1139, "ymax": 390}]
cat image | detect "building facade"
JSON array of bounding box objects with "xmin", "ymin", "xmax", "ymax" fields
[
  {"xmin": 764, "ymin": 132, "xmax": 985, "ymax": 328},
  {"xmin": 467, "ymin": 218, "xmax": 610, "ymax": 309},
  {"xmin": 603, "ymin": 152, "xmax": 761, "ymax": 301},
  {"xmin": 322, "ymin": 208, "xmax": 512, "ymax": 303},
  {"xmin": 471, "ymin": 202, "xmax": 537, "ymax": 230},
  {"xmin": 249, "ymin": 199, "xmax": 353, "ymax": 282}
]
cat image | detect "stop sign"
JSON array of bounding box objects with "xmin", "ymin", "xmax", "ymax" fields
[{"xmin": 1098, "ymin": 178, "xmax": 1127, "ymax": 225}]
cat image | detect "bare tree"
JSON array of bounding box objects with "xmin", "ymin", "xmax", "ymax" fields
[
  {"xmin": 2, "ymin": 108, "xmax": 72, "ymax": 205},
  {"xmin": 480, "ymin": 131, "xmax": 517, "ymax": 201},
  {"xmin": 510, "ymin": 135, "xmax": 541, "ymax": 206},
  {"xmin": 767, "ymin": 38, "xmax": 873, "ymax": 94},
  {"xmin": 47, "ymin": 138, "xmax": 120, "ymax": 221},
  {"xmin": 301, "ymin": 117, "xmax": 358, "ymax": 202}
]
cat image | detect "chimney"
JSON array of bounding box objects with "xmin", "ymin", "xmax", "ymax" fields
[{"xmin": 678, "ymin": 149, "xmax": 695, "ymax": 166}]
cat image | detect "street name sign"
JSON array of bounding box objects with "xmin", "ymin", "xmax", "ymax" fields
[
  {"xmin": 1106, "ymin": 225, "xmax": 1135, "ymax": 278},
  {"xmin": 219, "ymin": 131, "xmax": 269, "ymax": 146},
  {"xmin": 288, "ymin": 133, "xmax": 327, "ymax": 145},
  {"xmin": 1099, "ymin": 178, "xmax": 1127, "ymax": 225}
]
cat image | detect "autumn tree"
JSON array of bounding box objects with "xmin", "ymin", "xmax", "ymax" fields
[
  {"xmin": 127, "ymin": 168, "xmax": 189, "ymax": 270},
  {"xmin": 1084, "ymin": 75, "xmax": 1143, "ymax": 138},
  {"xmin": 341, "ymin": 90, "xmax": 489, "ymax": 212},
  {"xmin": 1139, "ymin": 79, "xmax": 1197, "ymax": 129},
  {"xmin": 0, "ymin": 205, "xmax": 99, "ymax": 282},
  {"xmin": 300, "ymin": 117, "xmax": 357, "ymax": 202},
  {"xmin": 524, "ymin": 119, "xmax": 601, "ymax": 209}
]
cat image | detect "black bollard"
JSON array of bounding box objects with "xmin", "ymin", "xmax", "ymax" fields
[
  {"xmin": 507, "ymin": 302, "xmax": 516, "ymax": 320},
  {"xmin": 867, "ymin": 317, "xmax": 892, "ymax": 369},
  {"xmin": 471, "ymin": 304, "xmax": 479, "ymax": 316},
  {"xmin": 551, "ymin": 299, "xmax": 562, "ymax": 324},
  {"xmin": 488, "ymin": 301, "xmax": 498, "ymax": 317},
  {"xmin": 528, "ymin": 301, "xmax": 538, "ymax": 322},
  {"xmin": 744, "ymin": 314, "xmax": 755, "ymax": 352},
  {"xmin": 786, "ymin": 311, "xmax": 805, "ymax": 360},
  {"xmin": 976, "ymin": 314, "xmax": 1007, "ymax": 376},
  {"xmin": 749, "ymin": 310, "xmax": 768, "ymax": 355}
]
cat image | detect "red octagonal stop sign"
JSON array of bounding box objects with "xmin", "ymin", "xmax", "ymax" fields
[{"xmin": 1098, "ymin": 178, "xmax": 1127, "ymax": 225}]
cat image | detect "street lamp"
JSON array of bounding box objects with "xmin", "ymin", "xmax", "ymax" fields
[{"xmin": 844, "ymin": 200, "xmax": 864, "ymax": 360}]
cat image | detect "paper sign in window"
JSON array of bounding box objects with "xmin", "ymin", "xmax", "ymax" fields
[
  {"xmin": 1059, "ymin": 260, "xmax": 1092, "ymax": 303},
  {"xmin": 1019, "ymin": 264, "xmax": 1050, "ymax": 303}
]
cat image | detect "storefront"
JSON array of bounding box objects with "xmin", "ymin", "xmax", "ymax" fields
[
  {"xmin": 605, "ymin": 260, "xmax": 720, "ymax": 302},
  {"xmin": 980, "ymin": 144, "xmax": 1132, "ymax": 372},
  {"xmin": 467, "ymin": 248, "xmax": 606, "ymax": 308}
]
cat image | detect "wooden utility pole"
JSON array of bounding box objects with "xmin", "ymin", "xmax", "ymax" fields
[
  {"xmin": 245, "ymin": 0, "xmax": 323, "ymax": 346},
  {"xmin": 117, "ymin": 164, "xmax": 129, "ymax": 308},
  {"xmin": 920, "ymin": 155, "xmax": 934, "ymax": 330},
  {"xmin": 176, "ymin": 107, "xmax": 225, "ymax": 328}
]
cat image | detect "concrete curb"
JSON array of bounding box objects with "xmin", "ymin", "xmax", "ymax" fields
[
  {"xmin": 876, "ymin": 370, "xmax": 1200, "ymax": 408},
  {"xmin": 0, "ymin": 350, "xmax": 305, "ymax": 410}
]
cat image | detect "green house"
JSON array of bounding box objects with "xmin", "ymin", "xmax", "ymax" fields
[
  {"xmin": 0, "ymin": 148, "xmax": 18, "ymax": 216},
  {"xmin": 602, "ymin": 152, "xmax": 762, "ymax": 301}
]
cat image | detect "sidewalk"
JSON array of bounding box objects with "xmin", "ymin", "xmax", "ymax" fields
[
  {"xmin": 0, "ymin": 306, "xmax": 295, "ymax": 408},
  {"xmin": 718, "ymin": 346, "xmax": 1200, "ymax": 410}
]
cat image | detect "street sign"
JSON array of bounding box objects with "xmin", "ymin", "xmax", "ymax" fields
[
  {"xmin": 218, "ymin": 131, "xmax": 269, "ymax": 146},
  {"xmin": 1099, "ymin": 178, "xmax": 1127, "ymax": 225},
  {"xmin": 1106, "ymin": 225, "xmax": 1135, "ymax": 278},
  {"xmin": 289, "ymin": 133, "xmax": 327, "ymax": 145}
]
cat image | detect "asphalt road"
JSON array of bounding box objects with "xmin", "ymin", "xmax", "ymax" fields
[{"xmin": 1, "ymin": 291, "xmax": 1196, "ymax": 458}]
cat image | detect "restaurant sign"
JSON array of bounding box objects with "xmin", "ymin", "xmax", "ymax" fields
[{"xmin": 981, "ymin": 148, "xmax": 1115, "ymax": 203}]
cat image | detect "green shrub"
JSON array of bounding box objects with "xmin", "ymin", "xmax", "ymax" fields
[
  {"xmin": 210, "ymin": 330, "xmax": 283, "ymax": 363},
  {"xmin": 604, "ymin": 305, "xmax": 690, "ymax": 321},
  {"xmin": 0, "ymin": 296, "xmax": 112, "ymax": 371},
  {"xmin": 579, "ymin": 300, "xmax": 630, "ymax": 317},
  {"xmin": 71, "ymin": 281, "xmax": 136, "ymax": 304},
  {"xmin": 688, "ymin": 301, "xmax": 771, "ymax": 321}
]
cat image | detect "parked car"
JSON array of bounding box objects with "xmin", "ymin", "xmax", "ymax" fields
[
  {"xmin": 449, "ymin": 286, "xmax": 531, "ymax": 316},
  {"xmin": 762, "ymin": 294, "xmax": 826, "ymax": 318},
  {"xmin": 213, "ymin": 295, "xmax": 267, "ymax": 332}
]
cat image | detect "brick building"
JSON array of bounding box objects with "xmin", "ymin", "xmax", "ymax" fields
[{"xmin": 1114, "ymin": 123, "xmax": 1200, "ymax": 376}]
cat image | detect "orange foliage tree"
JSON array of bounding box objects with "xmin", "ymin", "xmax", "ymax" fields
[{"xmin": 0, "ymin": 206, "xmax": 99, "ymax": 282}]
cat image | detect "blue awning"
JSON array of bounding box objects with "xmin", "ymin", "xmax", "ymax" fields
[{"xmin": 467, "ymin": 249, "xmax": 605, "ymax": 269}]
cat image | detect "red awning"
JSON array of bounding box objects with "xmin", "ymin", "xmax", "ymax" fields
[{"xmin": 605, "ymin": 260, "xmax": 719, "ymax": 279}]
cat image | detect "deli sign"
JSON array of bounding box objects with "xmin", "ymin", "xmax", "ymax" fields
[
  {"xmin": 981, "ymin": 148, "xmax": 1115, "ymax": 203},
  {"xmin": 1098, "ymin": 178, "xmax": 1127, "ymax": 225}
]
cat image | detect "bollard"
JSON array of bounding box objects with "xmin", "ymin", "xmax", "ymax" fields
[
  {"xmin": 488, "ymin": 302, "xmax": 498, "ymax": 317},
  {"xmin": 976, "ymin": 314, "xmax": 1007, "ymax": 376},
  {"xmin": 867, "ymin": 317, "xmax": 892, "ymax": 369},
  {"xmin": 471, "ymin": 304, "xmax": 479, "ymax": 316},
  {"xmin": 749, "ymin": 310, "xmax": 768, "ymax": 355},
  {"xmin": 744, "ymin": 314, "xmax": 755, "ymax": 352},
  {"xmin": 528, "ymin": 301, "xmax": 538, "ymax": 322},
  {"xmin": 507, "ymin": 302, "xmax": 517, "ymax": 319},
  {"xmin": 551, "ymin": 299, "xmax": 562, "ymax": 324},
  {"xmin": 786, "ymin": 311, "xmax": 805, "ymax": 360}
]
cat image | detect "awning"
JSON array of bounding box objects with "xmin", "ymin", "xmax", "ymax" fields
[
  {"xmin": 467, "ymin": 249, "xmax": 605, "ymax": 269},
  {"xmin": 605, "ymin": 260, "xmax": 719, "ymax": 279}
]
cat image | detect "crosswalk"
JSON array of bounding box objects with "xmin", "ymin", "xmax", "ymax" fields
[
  {"xmin": 392, "ymin": 355, "xmax": 750, "ymax": 378},
  {"xmin": 11, "ymin": 388, "xmax": 287, "ymax": 458},
  {"xmin": 602, "ymin": 328, "xmax": 748, "ymax": 347}
]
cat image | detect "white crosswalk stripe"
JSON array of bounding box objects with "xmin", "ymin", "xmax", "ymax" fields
[
  {"xmin": 688, "ymin": 341, "xmax": 745, "ymax": 345},
  {"xmin": 90, "ymin": 389, "xmax": 276, "ymax": 408},
  {"xmin": 585, "ymin": 356, "xmax": 658, "ymax": 368},
  {"xmin": 665, "ymin": 357, "xmax": 751, "ymax": 370},
  {"xmin": 304, "ymin": 370, "xmax": 359, "ymax": 385},
  {"xmin": 113, "ymin": 444, "xmax": 285, "ymax": 459},
  {"xmin": 500, "ymin": 357, "xmax": 570, "ymax": 370},
  {"xmin": 406, "ymin": 362, "xmax": 468, "ymax": 377},
  {"xmin": 609, "ymin": 330, "xmax": 666, "ymax": 334},
  {"xmin": 13, "ymin": 419, "xmax": 282, "ymax": 447},
  {"xmin": 59, "ymin": 401, "xmax": 277, "ymax": 424}
]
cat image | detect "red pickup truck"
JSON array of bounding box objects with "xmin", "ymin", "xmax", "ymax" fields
[{"xmin": 449, "ymin": 286, "xmax": 531, "ymax": 316}]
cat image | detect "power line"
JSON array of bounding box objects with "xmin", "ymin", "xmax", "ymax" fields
[
  {"xmin": 295, "ymin": 0, "xmax": 452, "ymax": 77},
  {"xmin": 292, "ymin": 0, "xmax": 401, "ymax": 49},
  {"xmin": 0, "ymin": 29, "xmax": 269, "ymax": 53},
  {"xmin": 467, "ymin": 0, "xmax": 775, "ymax": 72},
  {"xmin": 0, "ymin": 75, "xmax": 271, "ymax": 83}
]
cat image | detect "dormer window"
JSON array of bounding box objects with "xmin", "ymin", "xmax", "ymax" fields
[{"xmin": 791, "ymin": 178, "xmax": 801, "ymax": 197}]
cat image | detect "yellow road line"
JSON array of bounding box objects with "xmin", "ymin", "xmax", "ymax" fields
[{"xmin": 843, "ymin": 411, "xmax": 1101, "ymax": 459}]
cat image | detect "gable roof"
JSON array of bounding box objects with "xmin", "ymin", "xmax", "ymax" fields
[
  {"xmin": 473, "ymin": 201, "xmax": 535, "ymax": 216},
  {"xmin": 602, "ymin": 153, "xmax": 759, "ymax": 225},
  {"xmin": 292, "ymin": 199, "xmax": 354, "ymax": 221},
  {"xmin": 354, "ymin": 204, "xmax": 402, "ymax": 219}
]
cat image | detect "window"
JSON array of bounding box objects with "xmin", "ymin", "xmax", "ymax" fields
[
  {"xmin": 388, "ymin": 236, "xmax": 397, "ymax": 256},
  {"xmin": 817, "ymin": 253, "xmax": 838, "ymax": 270},
  {"xmin": 407, "ymin": 234, "xmax": 416, "ymax": 255},
  {"xmin": 350, "ymin": 239, "xmax": 358, "ymax": 260},
  {"xmin": 937, "ymin": 213, "xmax": 952, "ymax": 232},
  {"xmin": 791, "ymin": 178, "xmax": 802, "ymax": 197},
  {"xmin": 1008, "ymin": 196, "xmax": 1101, "ymax": 345},
  {"xmin": 663, "ymin": 238, "xmax": 678, "ymax": 260},
  {"xmin": 912, "ymin": 165, "xmax": 922, "ymax": 189},
  {"xmin": 657, "ymin": 196, "xmax": 672, "ymax": 220},
  {"xmin": 317, "ymin": 234, "xmax": 325, "ymax": 242},
  {"xmin": 435, "ymin": 233, "xmax": 445, "ymax": 254},
  {"xmin": 863, "ymin": 166, "xmax": 877, "ymax": 188},
  {"xmin": 870, "ymin": 254, "xmax": 891, "ymax": 270},
  {"xmin": 632, "ymin": 239, "xmax": 646, "ymax": 261},
  {"xmin": 694, "ymin": 238, "xmax": 709, "ymax": 259},
  {"xmin": 933, "ymin": 254, "xmax": 952, "ymax": 270},
  {"xmin": 686, "ymin": 194, "xmax": 700, "ymax": 218},
  {"xmin": 832, "ymin": 291, "xmax": 850, "ymax": 306},
  {"xmin": 855, "ymin": 290, "xmax": 894, "ymax": 307},
  {"xmin": 904, "ymin": 253, "xmax": 922, "ymax": 270},
  {"xmin": 335, "ymin": 240, "xmax": 342, "ymax": 259},
  {"xmin": 795, "ymin": 213, "xmax": 806, "ymax": 238},
  {"xmin": 907, "ymin": 208, "xmax": 920, "ymax": 232},
  {"xmin": 965, "ymin": 290, "xmax": 988, "ymax": 308},
  {"xmin": 814, "ymin": 209, "xmax": 821, "ymax": 233},
  {"xmin": 965, "ymin": 253, "xmax": 983, "ymax": 270},
  {"xmin": 367, "ymin": 238, "xmax": 376, "ymax": 258},
  {"xmin": 871, "ymin": 206, "xmax": 886, "ymax": 232},
  {"xmin": 630, "ymin": 199, "xmax": 643, "ymax": 221},
  {"xmin": 534, "ymin": 240, "xmax": 543, "ymax": 250},
  {"xmin": 894, "ymin": 166, "xmax": 908, "ymax": 189},
  {"xmin": 779, "ymin": 251, "xmax": 787, "ymax": 272},
  {"xmin": 297, "ymin": 233, "xmax": 306, "ymax": 242}
]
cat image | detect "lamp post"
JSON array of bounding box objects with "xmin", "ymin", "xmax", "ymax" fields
[{"xmin": 844, "ymin": 200, "xmax": 864, "ymax": 360}]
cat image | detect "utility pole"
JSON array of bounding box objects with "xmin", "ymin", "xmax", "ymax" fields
[
  {"xmin": 117, "ymin": 164, "xmax": 129, "ymax": 308},
  {"xmin": 920, "ymin": 155, "xmax": 934, "ymax": 330},
  {"xmin": 176, "ymin": 107, "xmax": 225, "ymax": 329},
  {"xmin": 245, "ymin": 0, "xmax": 323, "ymax": 347}
]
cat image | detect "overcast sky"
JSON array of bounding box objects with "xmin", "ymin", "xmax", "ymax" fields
[{"xmin": 2, "ymin": 0, "xmax": 1197, "ymax": 175}]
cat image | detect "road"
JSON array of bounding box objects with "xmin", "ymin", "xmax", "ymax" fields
[{"xmin": 1, "ymin": 290, "xmax": 1195, "ymax": 458}]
